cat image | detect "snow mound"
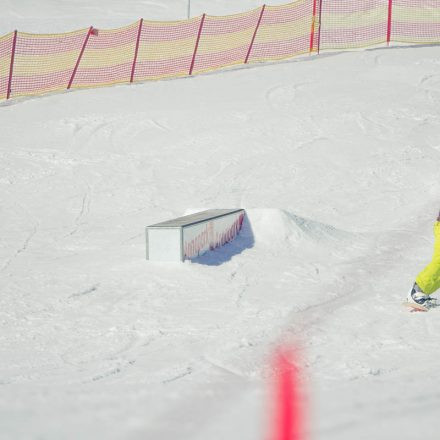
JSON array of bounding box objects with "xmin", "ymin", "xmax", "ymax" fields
[{"xmin": 245, "ymin": 208, "xmax": 353, "ymax": 248}]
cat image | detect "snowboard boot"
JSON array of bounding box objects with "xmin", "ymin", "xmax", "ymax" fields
[{"xmin": 407, "ymin": 283, "xmax": 437, "ymax": 309}]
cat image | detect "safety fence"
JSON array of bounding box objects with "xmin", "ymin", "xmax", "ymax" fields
[{"xmin": 1, "ymin": 0, "xmax": 440, "ymax": 101}]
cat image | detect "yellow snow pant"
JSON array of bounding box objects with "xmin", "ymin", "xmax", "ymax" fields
[{"xmin": 416, "ymin": 221, "xmax": 440, "ymax": 295}]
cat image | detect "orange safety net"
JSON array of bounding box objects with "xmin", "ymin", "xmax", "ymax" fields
[
  {"xmin": 10, "ymin": 29, "xmax": 88, "ymax": 98},
  {"xmin": 249, "ymin": 0, "xmax": 318, "ymax": 63},
  {"xmin": 192, "ymin": 9, "xmax": 262, "ymax": 74},
  {"xmin": 135, "ymin": 17, "xmax": 201, "ymax": 81},
  {"xmin": 71, "ymin": 23, "xmax": 140, "ymax": 89},
  {"xmin": 392, "ymin": 0, "xmax": 440, "ymax": 44},
  {"xmin": 319, "ymin": 0, "xmax": 389, "ymax": 50},
  {"xmin": 1, "ymin": 0, "xmax": 440, "ymax": 101}
]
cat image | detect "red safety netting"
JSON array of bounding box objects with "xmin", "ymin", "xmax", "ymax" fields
[
  {"xmin": 319, "ymin": 0, "xmax": 389, "ymax": 50},
  {"xmin": 249, "ymin": 0, "xmax": 319, "ymax": 63},
  {"xmin": 135, "ymin": 18, "xmax": 201, "ymax": 80},
  {"xmin": 10, "ymin": 29, "xmax": 87, "ymax": 98},
  {"xmin": 71, "ymin": 22, "xmax": 140, "ymax": 88},
  {"xmin": 191, "ymin": 8, "xmax": 262, "ymax": 74},
  {"xmin": 392, "ymin": 0, "xmax": 440, "ymax": 44},
  {"xmin": 2, "ymin": 0, "xmax": 440, "ymax": 101}
]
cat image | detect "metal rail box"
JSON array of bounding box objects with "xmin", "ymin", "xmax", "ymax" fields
[{"xmin": 146, "ymin": 209, "xmax": 245, "ymax": 262}]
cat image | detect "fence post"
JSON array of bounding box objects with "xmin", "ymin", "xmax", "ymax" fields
[
  {"xmin": 7, "ymin": 30, "xmax": 17, "ymax": 100},
  {"xmin": 387, "ymin": 0, "xmax": 393, "ymax": 45},
  {"xmin": 317, "ymin": 0, "xmax": 323, "ymax": 54},
  {"xmin": 245, "ymin": 4, "xmax": 265, "ymax": 64},
  {"xmin": 131, "ymin": 18, "xmax": 143, "ymax": 83},
  {"xmin": 189, "ymin": 14, "xmax": 206, "ymax": 76},
  {"xmin": 309, "ymin": 0, "xmax": 317, "ymax": 54},
  {"xmin": 68, "ymin": 26, "xmax": 93, "ymax": 90}
]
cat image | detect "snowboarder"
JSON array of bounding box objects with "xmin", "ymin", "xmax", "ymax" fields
[{"xmin": 406, "ymin": 211, "xmax": 440, "ymax": 309}]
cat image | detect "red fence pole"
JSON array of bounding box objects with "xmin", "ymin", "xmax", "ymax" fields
[
  {"xmin": 68, "ymin": 26, "xmax": 93, "ymax": 90},
  {"xmin": 189, "ymin": 14, "xmax": 206, "ymax": 76},
  {"xmin": 317, "ymin": 0, "xmax": 323, "ymax": 54},
  {"xmin": 387, "ymin": 0, "xmax": 393, "ymax": 45},
  {"xmin": 7, "ymin": 30, "xmax": 17, "ymax": 100},
  {"xmin": 131, "ymin": 18, "xmax": 143, "ymax": 83},
  {"xmin": 309, "ymin": 0, "xmax": 317, "ymax": 54},
  {"xmin": 245, "ymin": 4, "xmax": 266, "ymax": 64}
]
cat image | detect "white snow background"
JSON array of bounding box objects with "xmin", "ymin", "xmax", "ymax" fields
[{"xmin": 1, "ymin": 1, "xmax": 440, "ymax": 439}]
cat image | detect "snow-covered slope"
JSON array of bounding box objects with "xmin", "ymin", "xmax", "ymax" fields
[{"xmin": 2, "ymin": 2, "xmax": 440, "ymax": 439}]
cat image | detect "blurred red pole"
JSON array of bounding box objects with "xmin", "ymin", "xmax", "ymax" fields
[
  {"xmin": 189, "ymin": 14, "xmax": 206, "ymax": 75},
  {"xmin": 68, "ymin": 26, "xmax": 93, "ymax": 90},
  {"xmin": 245, "ymin": 4, "xmax": 265, "ymax": 64},
  {"xmin": 309, "ymin": 0, "xmax": 317, "ymax": 54},
  {"xmin": 269, "ymin": 347, "xmax": 303, "ymax": 440},
  {"xmin": 387, "ymin": 0, "xmax": 393, "ymax": 45},
  {"xmin": 7, "ymin": 30, "xmax": 17, "ymax": 100},
  {"xmin": 317, "ymin": 0, "xmax": 323, "ymax": 54},
  {"xmin": 131, "ymin": 18, "xmax": 143, "ymax": 83}
]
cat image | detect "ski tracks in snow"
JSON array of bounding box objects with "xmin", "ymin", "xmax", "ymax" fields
[
  {"xmin": 65, "ymin": 184, "xmax": 92, "ymax": 237},
  {"xmin": 59, "ymin": 114, "xmax": 171, "ymax": 152},
  {"xmin": 0, "ymin": 225, "xmax": 37, "ymax": 273}
]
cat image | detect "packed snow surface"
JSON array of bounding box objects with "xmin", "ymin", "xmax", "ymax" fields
[{"xmin": 2, "ymin": 1, "xmax": 440, "ymax": 440}]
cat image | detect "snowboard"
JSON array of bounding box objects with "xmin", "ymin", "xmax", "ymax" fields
[
  {"xmin": 402, "ymin": 301, "xmax": 439, "ymax": 312},
  {"xmin": 402, "ymin": 302, "xmax": 429, "ymax": 312}
]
